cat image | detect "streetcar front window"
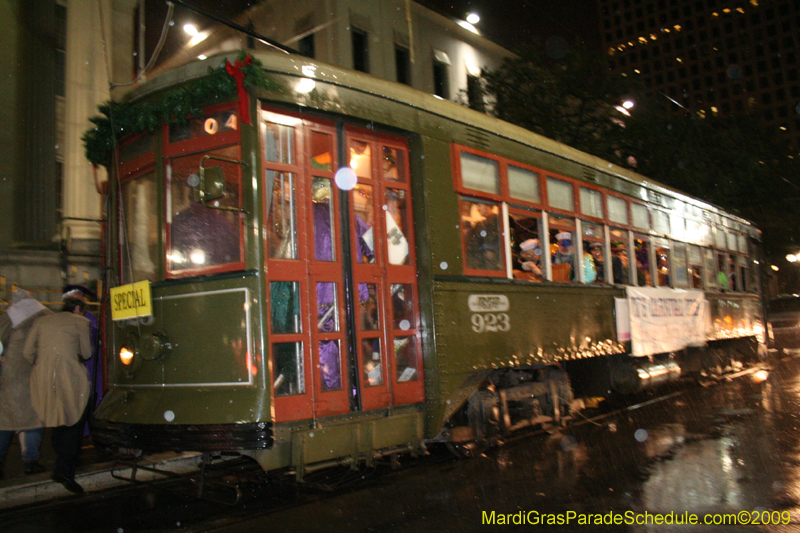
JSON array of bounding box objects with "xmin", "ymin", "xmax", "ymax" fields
[
  {"xmin": 167, "ymin": 147, "xmax": 242, "ymax": 273},
  {"xmin": 120, "ymin": 172, "xmax": 158, "ymax": 284}
]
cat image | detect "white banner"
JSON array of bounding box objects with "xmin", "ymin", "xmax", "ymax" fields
[{"xmin": 625, "ymin": 287, "xmax": 706, "ymax": 356}]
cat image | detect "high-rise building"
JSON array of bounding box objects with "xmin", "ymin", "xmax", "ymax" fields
[{"xmin": 598, "ymin": 0, "xmax": 800, "ymax": 149}]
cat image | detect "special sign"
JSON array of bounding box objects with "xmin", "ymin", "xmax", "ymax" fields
[{"xmin": 109, "ymin": 280, "xmax": 153, "ymax": 321}]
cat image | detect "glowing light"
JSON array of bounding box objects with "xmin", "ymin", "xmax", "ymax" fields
[
  {"xmin": 787, "ymin": 254, "xmax": 798, "ymax": 263},
  {"xmin": 198, "ymin": 55, "xmax": 207, "ymax": 60},
  {"xmin": 334, "ymin": 167, "xmax": 358, "ymax": 191},
  {"xmin": 466, "ymin": 13, "xmax": 480, "ymax": 24},
  {"xmin": 120, "ymin": 346, "xmax": 134, "ymax": 366},
  {"xmin": 190, "ymin": 249, "xmax": 206, "ymax": 265},
  {"xmin": 188, "ymin": 31, "xmax": 208, "ymax": 46},
  {"xmin": 623, "ymin": 100, "xmax": 635, "ymax": 110},
  {"xmin": 183, "ymin": 23, "xmax": 198, "ymax": 36},
  {"xmin": 466, "ymin": 62, "xmax": 481, "ymax": 77},
  {"xmin": 771, "ymin": 265, "xmax": 780, "ymax": 271},
  {"xmin": 752, "ymin": 370, "xmax": 769, "ymax": 383}
]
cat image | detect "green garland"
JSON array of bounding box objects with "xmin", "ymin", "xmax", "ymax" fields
[{"xmin": 82, "ymin": 51, "xmax": 276, "ymax": 168}]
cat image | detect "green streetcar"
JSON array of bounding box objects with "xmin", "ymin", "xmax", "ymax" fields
[{"xmin": 90, "ymin": 50, "xmax": 764, "ymax": 477}]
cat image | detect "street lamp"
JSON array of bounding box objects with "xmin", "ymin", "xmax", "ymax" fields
[
  {"xmin": 466, "ymin": 13, "xmax": 480, "ymax": 24},
  {"xmin": 183, "ymin": 23, "xmax": 198, "ymax": 36}
]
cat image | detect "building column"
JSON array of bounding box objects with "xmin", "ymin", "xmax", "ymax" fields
[{"xmin": 62, "ymin": 0, "xmax": 134, "ymax": 247}]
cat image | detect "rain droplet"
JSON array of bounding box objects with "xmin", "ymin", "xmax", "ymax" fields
[
  {"xmin": 560, "ymin": 435, "xmax": 578, "ymax": 451},
  {"xmin": 334, "ymin": 167, "xmax": 358, "ymax": 190},
  {"xmin": 634, "ymin": 429, "xmax": 649, "ymax": 442},
  {"xmin": 439, "ymin": 261, "xmax": 449, "ymax": 270},
  {"xmin": 726, "ymin": 64, "xmax": 742, "ymax": 79},
  {"xmin": 399, "ymin": 319, "xmax": 411, "ymax": 330},
  {"xmin": 164, "ymin": 410, "xmax": 175, "ymax": 422}
]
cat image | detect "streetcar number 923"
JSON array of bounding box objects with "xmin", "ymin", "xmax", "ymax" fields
[{"xmin": 468, "ymin": 294, "xmax": 511, "ymax": 333}]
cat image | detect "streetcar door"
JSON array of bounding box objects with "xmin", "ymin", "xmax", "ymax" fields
[
  {"xmin": 264, "ymin": 110, "xmax": 424, "ymax": 422},
  {"xmin": 264, "ymin": 112, "xmax": 350, "ymax": 420},
  {"xmin": 346, "ymin": 128, "xmax": 424, "ymax": 410}
]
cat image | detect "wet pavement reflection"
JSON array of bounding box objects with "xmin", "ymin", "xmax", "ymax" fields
[{"xmin": 241, "ymin": 359, "xmax": 800, "ymax": 533}]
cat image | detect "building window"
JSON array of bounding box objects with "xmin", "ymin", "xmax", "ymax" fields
[
  {"xmin": 55, "ymin": 2, "xmax": 66, "ymax": 97},
  {"xmin": 298, "ymin": 34, "xmax": 315, "ymax": 59},
  {"xmin": 467, "ymin": 74, "xmax": 484, "ymax": 111},
  {"xmin": 395, "ymin": 45, "xmax": 411, "ymax": 86},
  {"xmin": 433, "ymin": 61, "xmax": 449, "ymax": 99},
  {"xmin": 352, "ymin": 28, "xmax": 369, "ymax": 73}
]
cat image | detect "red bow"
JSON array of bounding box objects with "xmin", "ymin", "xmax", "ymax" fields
[{"xmin": 226, "ymin": 55, "xmax": 253, "ymax": 125}]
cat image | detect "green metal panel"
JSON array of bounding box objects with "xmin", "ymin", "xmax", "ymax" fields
[
  {"xmin": 94, "ymin": 386, "xmax": 269, "ymax": 426},
  {"xmin": 428, "ymin": 280, "xmax": 625, "ymax": 431}
]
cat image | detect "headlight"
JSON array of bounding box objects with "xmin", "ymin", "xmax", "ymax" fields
[{"xmin": 120, "ymin": 346, "xmax": 135, "ymax": 366}]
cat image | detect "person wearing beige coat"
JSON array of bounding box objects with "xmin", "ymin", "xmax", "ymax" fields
[
  {"xmin": 0, "ymin": 290, "xmax": 52, "ymax": 478},
  {"xmin": 23, "ymin": 297, "xmax": 92, "ymax": 494}
]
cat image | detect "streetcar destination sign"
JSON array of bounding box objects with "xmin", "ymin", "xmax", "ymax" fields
[{"xmin": 110, "ymin": 280, "xmax": 153, "ymax": 321}]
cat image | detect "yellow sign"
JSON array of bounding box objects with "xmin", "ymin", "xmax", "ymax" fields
[{"xmin": 110, "ymin": 281, "xmax": 152, "ymax": 321}]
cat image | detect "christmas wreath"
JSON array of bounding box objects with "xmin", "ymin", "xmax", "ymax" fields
[{"xmin": 82, "ymin": 51, "xmax": 275, "ymax": 168}]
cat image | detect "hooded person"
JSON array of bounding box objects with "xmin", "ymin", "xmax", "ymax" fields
[
  {"xmin": 0, "ymin": 290, "xmax": 53, "ymax": 478},
  {"xmin": 23, "ymin": 296, "xmax": 92, "ymax": 495},
  {"xmin": 62, "ymin": 285, "xmax": 102, "ymax": 435}
]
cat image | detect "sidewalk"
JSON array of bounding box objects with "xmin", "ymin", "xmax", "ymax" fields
[{"xmin": 0, "ymin": 429, "xmax": 203, "ymax": 509}]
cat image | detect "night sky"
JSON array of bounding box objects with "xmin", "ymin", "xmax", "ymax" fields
[{"xmin": 144, "ymin": 0, "xmax": 601, "ymax": 61}]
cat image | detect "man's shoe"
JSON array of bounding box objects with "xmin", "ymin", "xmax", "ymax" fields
[
  {"xmin": 52, "ymin": 474, "xmax": 84, "ymax": 495},
  {"xmin": 23, "ymin": 461, "xmax": 46, "ymax": 475}
]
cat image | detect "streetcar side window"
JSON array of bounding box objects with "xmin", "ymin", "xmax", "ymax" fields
[
  {"xmin": 654, "ymin": 238, "xmax": 671, "ymax": 287},
  {"xmin": 547, "ymin": 177, "xmax": 574, "ymax": 212},
  {"xmin": 460, "ymin": 152, "xmax": 500, "ymax": 194},
  {"xmin": 549, "ymin": 216, "xmax": 576, "ymax": 282},
  {"xmin": 704, "ymin": 248, "xmax": 717, "ymax": 289},
  {"xmin": 634, "ymin": 235, "xmax": 653, "ymax": 286},
  {"xmin": 687, "ymin": 244, "xmax": 704, "ymax": 289},
  {"xmin": 120, "ymin": 172, "xmax": 158, "ymax": 284},
  {"xmin": 510, "ymin": 211, "xmax": 543, "ymax": 282},
  {"xmin": 581, "ymin": 221, "xmax": 604, "ymax": 284},
  {"xmin": 610, "ymin": 228, "xmax": 631, "ymax": 285},
  {"xmin": 584, "ymin": 221, "xmax": 608, "ymax": 283},
  {"xmin": 461, "ymin": 198, "xmax": 504, "ymax": 272},
  {"xmin": 508, "ymin": 165, "xmax": 540, "ymax": 203},
  {"xmin": 391, "ymin": 284, "xmax": 419, "ymax": 382},
  {"xmin": 672, "ymin": 242, "xmax": 690, "ymax": 287},
  {"xmin": 607, "ymin": 195, "xmax": 628, "ymax": 226}
]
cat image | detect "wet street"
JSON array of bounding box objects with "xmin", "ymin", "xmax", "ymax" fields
[{"xmin": 4, "ymin": 357, "xmax": 800, "ymax": 532}]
